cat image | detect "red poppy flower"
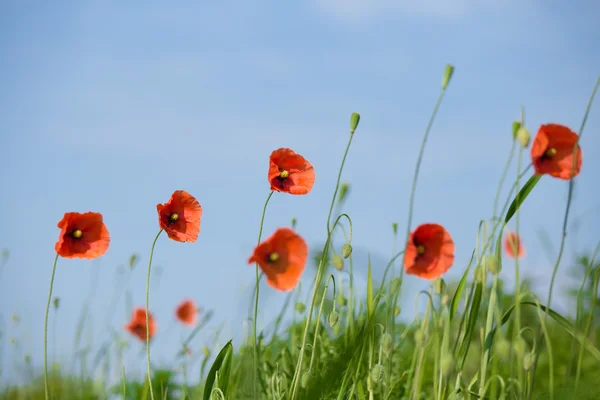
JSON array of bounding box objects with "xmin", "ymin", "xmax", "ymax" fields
[
  {"xmin": 268, "ymin": 148, "xmax": 315, "ymax": 195},
  {"xmin": 247, "ymin": 227, "xmax": 308, "ymax": 291},
  {"xmin": 404, "ymin": 223, "xmax": 455, "ymax": 280},
  {"xmin": 503, "ymin": 231, "xmax": 525, "ymax": 259},
  {"xmin": 176, "ymin": 299, "xmax": 199, "ymax": 326},
  {"xmin": 157, "ymin": 190, "xmax": 202, "ymax": 242},
  {"xmin": 531, "ymin": 124, "xmax": 583, "ymax": 180},
  {"xmin": 124, "ymin": 307, "xmax": 157, "ymax": 342},
  {"xmin": 54, "ymin": 212, "xmax": 110, "ymax": 259}
]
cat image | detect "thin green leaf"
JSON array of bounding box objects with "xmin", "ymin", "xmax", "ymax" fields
[
  {"xmin": 203, "ymin": 339, "xmax": 233, "ymax": 400},
  {"xmin": 367, "ymin": 255, "xmax": 373, "ymax": 317},
  {"xmin": 504, "ymin": 175, "xmax": 542, "ymax": 224},
  {"xmin": 450, "ymin": 250, "xmax": 476, "ymax": 320},
  {"xmin": 459, "ymin": 282, "xmax": 483, "ymax": 367}
]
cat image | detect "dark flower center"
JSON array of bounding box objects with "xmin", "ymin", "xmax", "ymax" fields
[
  {"xmin": 169, "ymin": 212, "xmax": 179, "ymax": 223},
  {"xmin": 542, "ymin": 147, "xmax": 557, "ymax": 160},
  {"xmin": 268, "ymin": 252, "xmax": 280, "ymax": 263},
  {"xmin": 416, "ymin": 245, "xmax": 426, "ymax": 256},
  {"xmin": 278, "ymin": 170, "xmax": 289, "ymax": 180},
  {"xmin": 71, "ymin": 229, "xmax": 83, "ymax": 239}
]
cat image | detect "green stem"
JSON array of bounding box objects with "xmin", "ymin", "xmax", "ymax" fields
[
  {"xmin": 404, "ymin": 87, "xmax": 448, "ymax": 249},
  {"xmin": 514, "ymin": 146, "xmax": 524, "ymax": 387},
  {"xmin": 253, "ymin": 191, "xmax": 274, "ymax": 397},
  {"xmin": 145, "ymin": 229, "xmax": 163, "ymax": 400},
  {"xmin": 493, "ymin": 140, "xmax": 517, "ymax": 219},
  {"xmin": 289, "ymin": 132, "xmax": 356, "ymax": 400},
  {"xmin": 480, "ymin": 274, "xmax": 499, "ymax": 396},
  {"xmin": 44, "ymin": 253, "xmax": 60, "ymax": 400}
]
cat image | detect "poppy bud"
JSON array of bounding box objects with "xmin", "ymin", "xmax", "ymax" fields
[
  {"xmin": 337, "ymin": 294, "xmax": 347, "ymax": 307},
  {"xmin": 495, "ymin": 338, "xmax": 511, "ymax": 361},
  {"xmin": 381, "ymin": 333, "xmax": 393, "ymax": 355},
  {"xmin": 53, "ymin": 297, "xmax": 60, "ymax": 310},
  {"xmin": 442, "ymin": 64, "xmax": 455, "ymax": 90},
  {"xmin": 441, "ymin": 294, "xmax": 449, "ymax": 305},
  {"xmin": 391, "ymin": 277, "xmax": 401, "ymax": 293},
  {"xmin": 341, "ymin": 243, "xmax": 352, "ymax": 259},
  {"xmin": 517, "ymin": 127, "xmax": 531, "ymax": 148},
  {"xmin": 202, "ymin": 346, "xmax": 210, "ymax": 357},
  {"xmin": 338, "ymin": 182, "xmax": 350, "ymax": 203},
  {"xmin": 523, "ymin": 352, "xmax": 534, "ymax": 370},
  {"xmin": 350, "ymin": 112, "xmax": 360, "ymax": 134},
  {"xmin": 434, "ymin": 278, "xmax": 446, "ymax": 294},
  {"xmin": 332, "ymin": 254, "xmax": 344, "ymax": 271},
  {"xmin": 414, "ymin": 330, "xmax": 425, "ymax": 347},
  {"xmin": 392, "ymin": 222, "xmax": 398, "ymax": 235},
  {"xmin": 24, "ymin": 354, "xmax": 31, "ymax": 364},
  {"xmin": 291, "ymin": 217, "xmax": 297, "ymax": 230},
  {"xmin": 371, "ymin": 364, "xmax": 384, "ymax": 383},
  {"xmin": 295, "ymin": 302, "xmax": 306, "ymax": 314},
  {"xmin": 441, "ymin": 354, "xmax": 454, "ymax": 376},
  {"xmin": 474, "ymin": 265, "xmax": 486, "ymax": 283},
  {"xmin": 301, "ymin": 371, "xmax": 311, "ymax": 388},
  {"xmin": 484, "ymin": 255, "xmax": 501, "ymax": 275},
  {"xmin": 129, "ymin": 253, "xmax": 139, "ymax": 269},
  {"xmin": 328, "ymin": 310, "xmax": 339, "ymax": 327},
  {"xmin": 512, "ymin": 121, "xmax": 522, "ymax": 139},
  {"xmin": 394, "ymin": 306, "xmax": 401, "ymax": 317},
  {"xmin": 512, "ymin": 338, "xmax": 527, "ymax": 358},
  {"xmin": 333, "ymin": 323, "xmax": 342, "ymax": 335}
]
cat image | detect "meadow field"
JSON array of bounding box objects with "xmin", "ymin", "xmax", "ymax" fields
[{"xmin": 2, "ymin": 2, "xmax": 600, "ymax": 400}]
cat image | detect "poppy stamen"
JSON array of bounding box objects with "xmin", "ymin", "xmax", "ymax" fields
[
  {"xmin": 416, "ymin": 245, "xmax": 426, "ymax": 255},
  {"xmin": 544, "ymin": 147, "xmax": 557, "ymax": 158},
  {"xmin": 169, "ymin": 212, "xmax": 179, "ymax": 223},
  {"xmin": 268, "ymin": 252, "xmax": 280, "ymax": 262},
  {"xmin": 72, "ymin": 229, "xmax": 83, "ymax": 239},
  {"xmin": 279, "ymin": 170, "xmax": 290, "ymax": 179}
]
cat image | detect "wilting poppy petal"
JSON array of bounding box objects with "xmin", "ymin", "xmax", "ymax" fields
[
  {"xmin": 268, "ymin": 148, "xmax": 315, "ymax": 195},
  {"xmin": 404, "ymin": 223, "xmax": 454, "ymax": 280},
  {"xmin": 248, "ymin": 227, "xmax": 308, "ymax": 291},
  {"xmin": 531, "ymin": 124, "xmax": 582, "ymax": 180},
  {"xmin": 124, "ymin": 307, "xmax": 157, "ymax": 342},
  {"xmin": 157, "ymin": 190, "xmax": 202, "ymax": 242},
  {"xmin": 176, "ymin": 299, "xmax": 198, "ymax": 326},
  {"xmin": 54, "ymin": 212, "xmax": 110, "ymax": 259},
  {"xmin": 503, "ymin": 231, "xmax": 525, "ymax": 259}
]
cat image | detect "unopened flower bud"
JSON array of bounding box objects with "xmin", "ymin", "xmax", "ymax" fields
[
  {"xmin": 53, "ymin": 297, "xmax": 60, "ymax": 310},
  {"xmin": 484, "ymin": 255, "xmax": 501, "ymax": 275},
  {"xmin": 332, "ymin": 254, "xmax": 344, "ymax": 271},
  {"xmin": 392, "ymin": 222, "xmax": 398, "ymax": 235},
  {"xmin": 328, "ymin": 310, "xmax": 339, "ymax": 327},
  {"xmin": 202, "ymin": 346, "xmax": 210, "ymax": 357},
  {"xmin": 517, "ymin": 127, "xmax": 531, "ymax": 148},
  {"xmin": 512, "ymin": 121, "xmax": 522, "ymax": 139},
  {"xmin": 371, "ymin": 364, "xmax": 384, "ymax": 383},
  {"xmin": 523, "ymin": 352, "xmax": 534, "ymax": 370},
  {"xmin": 341, "ymin": 243, "xmax": 352, "ymax": 259},
  {"xmin": 414, "ymin": 330, "xmax": 425, "ymax": 347},
  {"xmin": 291, "ymin": 217, "xmax": 297, "ymax": 230},
  {"xmin": 435, "ymin": 278, "xmax": 446, "ymax": 294},
  {"xmin": 336, "ymin": 294, "xmax": 347, "ymax": 307},
  {"xmin": 295, "ymin": 302, "xmax": 306, "ymax": 314},
  {"xmin": 474, "ymin": 265, "xmax": 486, "ymax": 283},
  {"xmin": 394, "ymin": 306, "xmax": 401, "ymax": 317},
  {"xmin": 495, "ymin": 338, "xmax": 510, "ymax": 361},
  {"xmin": 338, "ymin": 182, "xmax": 350, "ymax": 203},
  {"xmin": 301, "ymin": 371, "xmax": 311, "ymax": 388},
  {"xmin": 381, "ymin": 333, "xmax": 393, "ymax": 355},
  {"xmin": 442, "ymin": 64, "xmax": 455, "ymax": 90},
  {"xmin": 350, "ymin": 112, "xmax": 360, "ymax": 134},
  {"xmin": 129, "ymin": 253, "xmax": 139, "ymax": 269},
  {"xmin": 512, "ymin": 338, "xmax": 527, "ymax": 358},
  {"xmin": 441, "ymin": 294, "xmax": 449, "ymax": 305}
]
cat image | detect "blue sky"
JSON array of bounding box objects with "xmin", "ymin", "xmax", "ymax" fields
[{"xmin": 1, "ymin": 0, "xmax": 599, "ymax": 386}]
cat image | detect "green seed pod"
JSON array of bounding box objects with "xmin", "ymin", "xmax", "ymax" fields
[
  {"xmin": 371, "ymin": 364, "xmax": 384, "ymax": 383},
  {"xmin": 350, "ymin": 112, "xmax": 360, "ymax": 134},
  {"xmin": 381, "ymin": 333, "xmax": 393, "ymax": 355},
  {"xmin": 328, "ymin": 310, "xmax": 339, "ymax": 327},
  {"xmin": 295, "ymin": 302, "xmax": 306, "ymax": 314},
  {"xmin": 484, "ymin": 254, "xmax": 501, "ymax": 275},
  {"xmin": 512, "ymin": 121, "xmax": 522, "ymax": 139},
  {"xmin": 336, "ymin": 294, "xmax": 347, "ymax": 307},
  {"xmin": 332, "ymin": 254, "xmax": 344, "ymax": 271},
  {"xmin": 495, "ymin": 338, "xmax": 511, "ymax": 362},
  {"xmin": 341, "ymin": 243, "xmax": 353, "ymax": 259}
]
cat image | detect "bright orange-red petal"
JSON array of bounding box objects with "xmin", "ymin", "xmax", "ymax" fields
[
  {"xmin": 248, "ymin": 227, "xmax": 308, "ymax": 291},
  {"xmin": 404, "ymin": 223, "xmax": 454, "ymax": 280},
  {"xmin": 503, "ymin": 231, "xmax": 525, "ymax": 259},
  {"xmin": 176, "ymin": 299, "xmax": 198, "ymax": 326},
  {"xmin": 531, "ymin": 124, "xmax": 582, "ymax": 180},
  {"xmin": 268, "ymin": 148, "xmax": 315, "ymax": 195},
  {"xmin": 54, "ymin": 212, "xmax": 110, "ymax": 259},
  {"xmin": 157, "ymin": 190, "xmax": 202, "ymax": 242},
  {"xmin": 125, "ymin": 307, "xmax": 157, "ymax": 341}
]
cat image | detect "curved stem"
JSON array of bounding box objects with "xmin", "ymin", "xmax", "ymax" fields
[
  {"xmin": 253, "ymin": 191, "xmax": 274, "ymax": 397},
  {"xmin": 43, "ymin": 253, "xmax": 60, "ymax": 400},
  {"xmin": 145, "ymin": 229, "xmax": 163, "ymax": 400},
  {"xmin": 404, "ymin": 87, "xmax": 448, "ymax": 249}
]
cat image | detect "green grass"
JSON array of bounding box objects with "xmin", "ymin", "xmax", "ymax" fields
[{"xmin": 1, "ymin": 67, "xmax": 600, "ymax": 400}]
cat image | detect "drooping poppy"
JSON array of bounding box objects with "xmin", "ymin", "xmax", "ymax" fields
[
  {"xmin": 176, "ymin": 299, "xmax": 199, "ymax": 326},
  {"xmin": 531, "ymin": 123, "xmax": 583, "ymax": 180},
  {"xmin": 157, "ymin": 190, "xmax": 202, "ymax": 242},
  {"xmin": 503, "ymin": 231, "xmax": 525, "ymax": 259},
  {"xmin": 404, "ymin": 223, "xmax": 455, "ymax": 280},
  {"xmin": 268, "ymin": 148, "xmax": 315, "ymax": 195},
  {"xmin": 55, "ymin": 212, "xmax": 110, "ymax": 259},
  {"xmin": 248, "ymin": 227, "xmax": 308, "ymax": 291},
  {"xmin": 124, "ymin": 307, "xmax": 157, "ymax": 342}
]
